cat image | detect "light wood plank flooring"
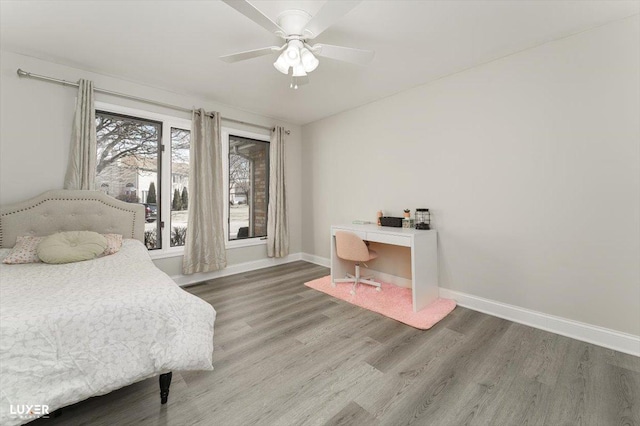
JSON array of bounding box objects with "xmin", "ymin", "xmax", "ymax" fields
[{"xmin": 32, "ymin": 261, "xmax": 640, "ymax": 426}]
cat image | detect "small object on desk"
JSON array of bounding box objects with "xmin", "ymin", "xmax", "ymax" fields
[
  {"xmin": 404, "ymin": 209, "xmax": 411, "ymax": 218},
  {"xmin": 352, "ymin": 220, "xmax": 374, "ymax": 224},
  {"xmin": 415, "ymin": 208, "xmax": 431, "ymax": 230},
  {"xmin": 377, "ymin": 210, "xmax": 383, "ymax": 226},
  {"xmin": 402, "ymin": 218, "xmax": 414, "ymax": 228},
  {"xmin": 380, "ymin": 216, "xmax": 403, "ymax": 227}
]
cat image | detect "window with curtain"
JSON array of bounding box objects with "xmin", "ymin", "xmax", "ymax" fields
[{"xmin": 95, "ymin": 104, "xmax": 191, "ymax": 254}]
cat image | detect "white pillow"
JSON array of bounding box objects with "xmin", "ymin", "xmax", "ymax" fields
[{"xmin": 37, "ymin": 231, "xmax": 107, "ymax": 264}]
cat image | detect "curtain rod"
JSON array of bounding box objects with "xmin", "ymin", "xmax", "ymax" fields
[{"xmin": 16, "ymin": 68, "xmax": 290, "ymax": 135}]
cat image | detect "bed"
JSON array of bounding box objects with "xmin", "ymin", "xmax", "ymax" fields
[{"xmin": 0, "ymin": 190, "xmax": 215, "ymax": 426}]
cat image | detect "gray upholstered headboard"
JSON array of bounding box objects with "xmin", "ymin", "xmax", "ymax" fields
[{"xmin": 0, "ymin": 190, "xmax": 145, "ymax": 248}]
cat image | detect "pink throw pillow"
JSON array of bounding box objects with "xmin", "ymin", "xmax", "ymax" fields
[
  {"xmin": 2, "ymin": 236, "xmax": 44, "ymax": 264},
  {"xmin": 101, "ymin": 234, "xmax": 123, "ymax": 256}
]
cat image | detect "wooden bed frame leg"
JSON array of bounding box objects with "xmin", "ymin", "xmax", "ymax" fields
[{"xmin": 159, "ymin": 372, "xmax": 172, "ymax": 404}]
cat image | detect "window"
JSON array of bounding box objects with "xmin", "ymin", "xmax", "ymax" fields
[
  {"xmin": 170, "ymin": 128, "xmax": 190, "ymax": 247},
  {"xmin": 95, "ymin": 103, "xmax": 190, "ymax": 255},
  {"xmin": 223, "ymin": 129, "xmax": 270, "ymax": 247}
]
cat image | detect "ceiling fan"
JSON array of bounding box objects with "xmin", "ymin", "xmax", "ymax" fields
[{"xmin": 219, "ymin": 0, "xmax": 375, "ymax": 89}]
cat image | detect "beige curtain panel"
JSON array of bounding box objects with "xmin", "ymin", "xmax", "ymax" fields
[
  {"xmin": 64, "ymin": 79, "xmax": 96, "ymax": 190},
  {"xmin": 267, "ymin": 126, "xmax": 289, "ymax": 258},
  {"xmin": 183, "ymin": 109, "xmax": 227, "ymax": 274}
]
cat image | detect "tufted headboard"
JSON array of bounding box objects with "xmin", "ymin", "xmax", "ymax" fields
[{"xmin": 0, "ymin": 190, "xmax": 145, "ymax": 248}]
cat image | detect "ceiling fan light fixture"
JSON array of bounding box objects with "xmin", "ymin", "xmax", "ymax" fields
[
  {"xmin": 300, "ymin": 48, "xmax": 319, "ymax": 73},
  {"xmin": 286, "ymin": 48, "xmax": 299, "ymax": 62},
  {"xmin": 284, "ymin": 40, "xmax": 303, "ymax": 67},
  {"xmin": 220, "ymin": 1, "xmax": 376, "ymax": 89},
  {"xmin": 273, "ymin": 53, "xmax": 289, "ymax": 74},
  {"xmin": 292, "ymin": 64, "xmax": 307, "ymax": 77}
]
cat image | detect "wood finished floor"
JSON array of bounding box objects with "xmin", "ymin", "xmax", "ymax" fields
[{"xmin": 32, "ymin": 261, "xmax": 640, "ymax": 426}]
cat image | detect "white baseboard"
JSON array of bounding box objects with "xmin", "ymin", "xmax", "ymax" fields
[
  {"xmin": 301, "ymin": 252, "xmax": 330, "ymax": 268},
  {"xmin": 172, "ymin": 253, "xmax": 302, "ymax": 286},
  {"xmin": 361, "ymin": 268, "xmax": 413, "ymax": 289},
  {"xmin": 438, "ymin": 288, "xmax": 640, "ymax": 357},
  {"xmin": 300, "ymin": 253, "xmax": 639, "ymax": 356}
]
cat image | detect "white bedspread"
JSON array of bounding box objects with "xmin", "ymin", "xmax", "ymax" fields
[{"xmin": 0, "ymin": 239, "xmax": 215, "ymax": 426}]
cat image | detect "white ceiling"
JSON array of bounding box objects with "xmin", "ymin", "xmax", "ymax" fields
[{"xmin": 1, "ymin": 1, "xmax": 638, "ymax": 125}]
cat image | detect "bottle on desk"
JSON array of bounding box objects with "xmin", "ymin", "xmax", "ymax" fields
[{"xmin": 377, "ymin": 210, "xmax": 383, "ymax": 226}]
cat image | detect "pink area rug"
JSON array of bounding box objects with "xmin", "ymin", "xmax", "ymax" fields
[{"xmin": 304, "ymin": 276, "xmax": 456, "ymax": 330}]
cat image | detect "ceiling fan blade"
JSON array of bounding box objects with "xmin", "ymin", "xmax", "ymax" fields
[
  {"xmin": 221, "ymin": 0, "xmax": 285, "ymax": 36},
  {"xmin": 312, "ymin": 44, "xmax": 375, "ymax": 66},
  {"xmin": 304, "ymin": 1, "xmax": 362, "ymax": 39},
  {"xmin": 220, "ymin": 46, "xmax": 282, "ymax": 63}
]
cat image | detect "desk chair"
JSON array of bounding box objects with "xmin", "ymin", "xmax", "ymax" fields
[{"xmin": 333, "ymin": 231, "xmax": 381, "ymax": 295}]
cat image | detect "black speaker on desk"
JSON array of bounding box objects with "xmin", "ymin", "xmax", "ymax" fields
[{"xmin": 380, "ymin": 216, "xmax": 403, "ymax": 227}]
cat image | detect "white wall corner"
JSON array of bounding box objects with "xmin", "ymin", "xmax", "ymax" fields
[
  {"xmin": 299, "ymin": 253, "xmax": 639, "ymax": 356},
  {"xmin": 172, "ymin": 252, "xmax": 303, "ymax": 286}
]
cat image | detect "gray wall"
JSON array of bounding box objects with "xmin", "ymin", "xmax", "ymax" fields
[
  {"xmin": 301, "ymin": 16, "xmax": 640, "ymax": 335},
  {"xmin": 0, "ymin": 51, "xmax": 302, "ymax": 276}
]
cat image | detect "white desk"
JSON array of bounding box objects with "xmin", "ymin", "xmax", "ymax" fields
[{"xmin": 331, "ymin": 224, "xmax": 438, "ymax": 313}]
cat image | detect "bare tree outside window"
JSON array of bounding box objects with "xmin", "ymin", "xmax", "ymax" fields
[
  {"xmin": 229, "ymin": 153, "xmax": 251, "ymax": 204},
  {"xmin": 96, "ymin": 113, "xmax": 159, "ymax": 176}
]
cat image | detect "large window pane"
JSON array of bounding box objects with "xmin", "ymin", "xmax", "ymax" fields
[
  {"xmin": 95, "ymin": 111, "xmax": 162, "ymax": 249},
  {"xmin": 228, "ymin": 135, "xmax": 269, "ymax": 240},
  {"xmin": 170, "ymin": 128, "xmax": 190, "ymax": 247}
]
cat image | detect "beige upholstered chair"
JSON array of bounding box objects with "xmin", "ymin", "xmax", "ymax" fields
[{"xmin": 333, "ymin": 231, "xmax": 381, "ymax": 295}]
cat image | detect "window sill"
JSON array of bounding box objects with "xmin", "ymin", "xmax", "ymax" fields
[
  {"xmin": 149, "ymin": 247, "xmax": 185, "ymax": 260},
  {"xmin": 225, "ymin": 238, "xmax": 267, "ymax": 250},
  {"xmin": 148, "ymin": 238, "xmax": 267, "ymax": 258}
]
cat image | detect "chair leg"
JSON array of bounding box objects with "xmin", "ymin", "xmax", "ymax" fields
[
  {"xmin": 358, "ymin": 261, "xmax": 381, "ymax": 292},
  {"xmin": 361, "ymin": 278, "xmax": 382, "ymax": 291},
  {"xmin": 334, "ymin": 263, "xmax": 380, "ymax": 294},
  {"xmin": 351, "ymin": 263, "xmax": 362, "ymax": 295}
]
